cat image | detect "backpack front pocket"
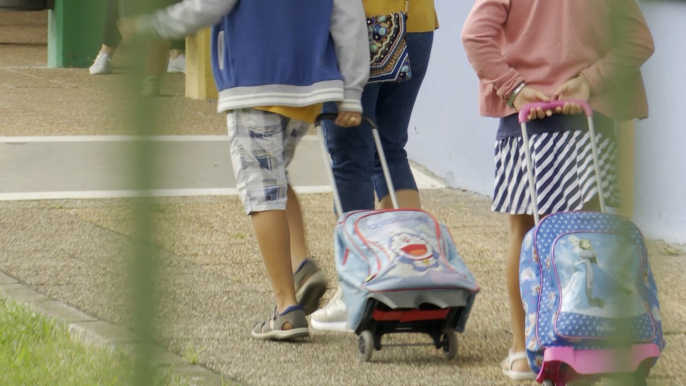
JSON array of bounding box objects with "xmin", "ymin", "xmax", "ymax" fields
[{"xmin": 551, "ymin": 232, "xmax": 656, "ymax": 342}]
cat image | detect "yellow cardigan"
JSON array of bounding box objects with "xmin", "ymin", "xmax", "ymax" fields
[{"xmin": 364, "ymin": 0, "xmax": 438, "ymax": 33}]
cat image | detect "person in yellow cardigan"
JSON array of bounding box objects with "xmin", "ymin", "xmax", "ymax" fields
[{"xmin": 312, "ymin": 0, "xmax": 439, "ymax": 331}]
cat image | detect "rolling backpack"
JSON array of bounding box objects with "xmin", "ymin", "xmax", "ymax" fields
[
  {"xmin": 517, "ymin": 101, "xmax": 664, "ymax": 384},
  {"xmin": 315, "ymin": 114, "xmax": 479, "ymax": 361}
]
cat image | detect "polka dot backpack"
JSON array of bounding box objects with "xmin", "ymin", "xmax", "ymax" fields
[{"xmin": 517, "ymin": 101, "xmax": 664, "ymax": 386}]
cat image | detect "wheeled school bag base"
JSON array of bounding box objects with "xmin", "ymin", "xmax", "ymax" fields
[
  {"xmin": 315, "ymin": 114, "xmax": 479, "ymax": 362},
  {"xmin": 517, "ymin": 101, "xmax": 664, "ymax": 386}
]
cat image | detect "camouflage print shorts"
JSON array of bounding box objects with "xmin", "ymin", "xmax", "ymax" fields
[{"xmin": 227, "ymin": 109, "xmax": 310, "ymax": 215}]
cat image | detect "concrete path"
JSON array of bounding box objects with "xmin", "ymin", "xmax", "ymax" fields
[
  {"xmin": 1, "ymin": 194, "xmax": 684, "ymax": 386},
  {"xmin": 0, "ymin": 135, "xmax": 444, "ymax": 200}
]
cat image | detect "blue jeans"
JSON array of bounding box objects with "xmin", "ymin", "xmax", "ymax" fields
[{"xmin": 323, "ymin": 32, "xmax": 434, "ymax": 212}]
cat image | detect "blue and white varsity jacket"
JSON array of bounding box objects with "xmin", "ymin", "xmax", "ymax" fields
[{"xmin": 137, "ymin": 0, "xmax": 369, "ymax": 112}]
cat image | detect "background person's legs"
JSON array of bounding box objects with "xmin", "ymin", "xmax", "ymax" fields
[
  {"xmin": 168, "ymin": 39, "xmax": 185, "ymax": 59},
  {"xmin": 372, "ymin": 32, "xmax": 434, "ymax": 210},
  {"xmin": 90, "ymin": 0, "xmax": 121, "ymax": 75},
  {"xmin": 167, "ymin": 38, "xmax": 186, "ymax": 73},
  {"xmin": 164, "ymin": 0, "xmax": 186, "ymax": 73},
  {"xmin": 120, "ymin": 0, "xmax": 176, "ymax": 93},
  {"xmin": 101, "ymin": 0, "xmax": 122, "ymax": 54}
]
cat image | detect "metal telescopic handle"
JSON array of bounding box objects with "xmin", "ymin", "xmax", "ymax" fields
[
  {"xmin": 519, "ymin": 99, "xmax": 606, "ymax": 225},
  {"xmin": 314, "ymin": 113, "xmax": 400, "ymax": 215}
]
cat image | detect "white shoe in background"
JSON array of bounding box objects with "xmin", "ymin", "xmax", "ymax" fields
[
  {"xmin": 89, "ymin": 53, "xmax": 113, "ymax": 75},
  {"xmin": 310, "ymin": 287, "xmax": 350, "ymax": 332},
  {"xmin": 167, "ymin": 54, "xmax": 186, "ymax": 74}
]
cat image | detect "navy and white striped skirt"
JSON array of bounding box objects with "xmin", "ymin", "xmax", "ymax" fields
[{"xmin": 492, "ymin": 129, "xmax": 620, "ymax": 215}]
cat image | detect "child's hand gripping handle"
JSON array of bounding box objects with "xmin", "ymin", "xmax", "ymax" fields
[
  {"xmin": 314, "ymin": 114, "xmax": 398, "ymax": 216},
  {"xmin": 518, "ymin": 99, "xmax": 605, "ymax": 225},
  {"xmin": 315, "ymin": 114, "xmax": 378, "ymax": 130},
  {"xmin": 518, "ymin": 99, "xmax": 594, "ymax": 124}
]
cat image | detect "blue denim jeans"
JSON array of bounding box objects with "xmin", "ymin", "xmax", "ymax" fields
[{"xmin": 323, "ymin": 32, "xmax": 434, "ymax": 213}]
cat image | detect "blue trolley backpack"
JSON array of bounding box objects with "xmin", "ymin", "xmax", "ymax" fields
[
  {"xmin": 517, "ymin": 101, "xmax": 665, "ymax": 386},
  {"xmin": 315, "ymin": 114, "xmax": 479, "ymax": 362}
]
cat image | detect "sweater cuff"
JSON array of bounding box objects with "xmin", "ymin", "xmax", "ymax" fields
[
  {"xmin": 496, "ymin": 69, "xmax": 525, "ymax": 102},
  {"xmin": 580, "ymin": 67, "xmax": 605, "ymax": 95},
  {"xmin": 338, "ymin": 89, "xmax": 363, "ymax": 113}
]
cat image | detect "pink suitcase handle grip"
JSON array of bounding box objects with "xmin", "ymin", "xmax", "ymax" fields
[{"xmin": 518, "ymin": 100, "xmax": 593, "ymax": 123}]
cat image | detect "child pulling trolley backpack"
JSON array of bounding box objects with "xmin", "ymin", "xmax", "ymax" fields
[
  {"xmin": 315, "ymin": 114, "xmax": 480, "ymax": 362},
  {"xmin": 518, "ymin": 101, "xmax": 665, "ymax": 386}
]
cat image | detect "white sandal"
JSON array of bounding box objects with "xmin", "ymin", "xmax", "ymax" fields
[{"xmin": 501, "ymin": 349, "xmax": 537, "ymax": 381}]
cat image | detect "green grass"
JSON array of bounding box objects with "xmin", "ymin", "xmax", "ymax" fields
[
  {"xmin": 0, "ymin": 298, "xmax": 186, "ymax": 386},
  {"xmin": 183, "ymin": 341, "xmax": 207, "ymax": 365}
]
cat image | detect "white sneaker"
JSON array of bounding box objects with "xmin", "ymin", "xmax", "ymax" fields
[
  {"xmin": 167, "ymin": 54, "xmax": 186, "ymax": 74},
  {"xmin": 89, "ymin": 53, "xmax": 113, "ymax": 75},
  {"xmin": 310, "ymin": 287, "xmax": 350, "ymax": 331}
]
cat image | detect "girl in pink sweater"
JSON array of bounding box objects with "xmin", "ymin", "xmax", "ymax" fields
[{"xmin": 462, "ymin": 0, "xmax": 653, "ymax": 381}]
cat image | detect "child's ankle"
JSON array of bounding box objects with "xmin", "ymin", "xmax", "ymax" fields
[
  {"xmin": 292, "ymin": 257, "xmax": 309, "ymax": 273},
  {"xmin": 275, "ymin": 301, "xmax": 299, "ymax": 315}
]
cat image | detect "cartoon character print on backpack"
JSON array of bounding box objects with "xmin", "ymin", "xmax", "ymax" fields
[
  {"xmin": 383, "ymin": 229, "xmax": 444, "ymax": 277},
  {"xmin": 556, "ymin": 234, "xmax": 645, "ymax": 318},
  {"xmin": 568, "ymin": 236, "xmax": 606, "ymax": 308}
]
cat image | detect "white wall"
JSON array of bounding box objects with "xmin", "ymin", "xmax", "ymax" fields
[
  {"xmin": 407, "ymin": 1, "xmax": 686, "ymax": 244},
  {"xmin": 633, "ymin": 2, "xmax": 686, "ymax": 244},
  {"xmin": 406, "ymin": 1, "xmax": 493, "ymax": 197}
]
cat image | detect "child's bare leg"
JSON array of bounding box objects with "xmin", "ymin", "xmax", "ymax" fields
[
  {"xmin": 286, "ymin": 185, "xmax": 308, "ymax": 272},
  {"xmin": 251, "ymin": 210, "xmax": 298, "ymax": 313},
  {"xmin": 379, "ymin": 189, "xmax": 421, "ymax": 209},
  {"xmin": 583, "ymin": 196, "xmax": 601, "ymax": 212},
  {"xmin": 507, "ymin": 214, "xmax": 535, "ymax": 371}
]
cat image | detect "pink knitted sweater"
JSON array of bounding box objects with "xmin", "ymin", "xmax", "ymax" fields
[{"xmin": 461, "ymin": 0, "xmax": 654, "ymax": 120}]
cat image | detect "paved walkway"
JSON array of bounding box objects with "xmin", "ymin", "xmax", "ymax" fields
[
  {"xmin": 0, "ymin": 135, "xmax": 444, "ymax": 200},
  {"xmin": 1, "ymin": 11, "xmax": 685, "ymax": 386}
]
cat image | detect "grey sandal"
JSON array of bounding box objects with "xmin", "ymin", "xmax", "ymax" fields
[
  {"xmin": 294, "ymin": 259, "xmax": 327, "ymax": 315},
  {"xmin": 251, "ymin": 305, "xmax": 309, "ymax": 341}
]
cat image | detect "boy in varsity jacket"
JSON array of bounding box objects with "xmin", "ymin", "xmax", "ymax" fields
[{"xmin": 121, "ymin": 0, "xmax": 369, "ymax": 340}]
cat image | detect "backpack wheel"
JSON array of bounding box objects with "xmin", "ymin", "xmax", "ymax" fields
[
  {"xmin": 441, "ymin": 329, "xmax": 458, "ymax": 360},
  {"xmin": 357, "ymin": 330, "xmax": 374, "ymax": 362},
  {"xmin": 542, "ymin": 380, "xmax": 555, "ymax": 386}
]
